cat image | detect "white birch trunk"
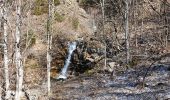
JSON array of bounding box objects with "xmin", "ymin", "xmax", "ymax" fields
[
  {"xmin": 15, "ymin": 0, "xmax": 23, "ymax": 100},
  {"xmin": 0, "ymin": 2, "xmax": 3, "ymax": 100},
  {"xmin": 47, "ymin": 0, "xmax": 54, "ymax": 95},
  {"xmin": 125, "ymin": 0, "xmax": 130, "ymax": 64},
  {"xmin": 2, "ymin": 0, "xmax": 10, "ymax": 99}
]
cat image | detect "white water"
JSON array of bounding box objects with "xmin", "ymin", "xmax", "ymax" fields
[{"xmin": 57, "ymin": 42, "xmax": 77, "ymax": 79}]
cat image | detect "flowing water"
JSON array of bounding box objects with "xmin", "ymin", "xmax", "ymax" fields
[{"xmin": 57, "ymin": 42, "xmax": 77, "ymax": 79}]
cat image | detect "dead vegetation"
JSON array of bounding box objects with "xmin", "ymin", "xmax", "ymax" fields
[{"xmin": 0, "ymin": 0, "xmax": 169, "ymax": 99}]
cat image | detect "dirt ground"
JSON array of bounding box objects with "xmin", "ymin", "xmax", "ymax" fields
[{"xmin": 49, "ymin": 63, "xmax": 170, "ymax": 100}]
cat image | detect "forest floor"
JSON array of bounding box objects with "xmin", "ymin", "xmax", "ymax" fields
[
  {"xmin": 21, "ymin": 62, "xmax": 170, "ymax": 100},
  {"xmin": 49, "ymin": 63, "xmax": 170, "ymax": 100}
]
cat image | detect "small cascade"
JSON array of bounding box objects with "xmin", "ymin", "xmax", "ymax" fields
[{"xmin": 57, "ymin": 42, "xmax": 77, "ymax": 80}]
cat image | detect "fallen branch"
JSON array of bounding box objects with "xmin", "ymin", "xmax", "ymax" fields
[{"xmin": 142, "ymin": 53, "xmax": 170, "ymax": 88}]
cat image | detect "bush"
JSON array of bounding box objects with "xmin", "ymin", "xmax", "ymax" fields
[
  {"xmin": 32, "ymin": 0, "xmax": 61, "ymax": 15},
  {"xmin": 79, "ymin": 0, "xmax": 99, "ymax": 7},
  {"xmin": 35, "ymin": 0, "xmax": 47, "ymax": 6},
  {"xmin": 22, "ymin": 30, "xmax": 36, "ymax": 48},
  {"xmin": 32, "ymin": 0, "xmax": 48, "ymax": 15},
  {"xmin": 72, "ymin": 17, "xmax": 79, "ymax": 30},
  {"xmin": 25, "ymin": 58, "xmax": 39, "ymax": 68},
  {"xmin": 54, "ymin": 12, "xmax": 65, "ymax": 22},
  {"xmin": 54, "ymin": 0, "xmax": 60, "ymax": 6},
  {"xmin": 128, "ymin": 57, "xmax": 140, "ymax": 68},
  {"xmin": 32, "ymin": 6, "xmax": 43, "ymax": 15}
]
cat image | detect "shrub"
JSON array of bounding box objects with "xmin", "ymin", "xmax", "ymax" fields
[
  {"xmin": 32, "ymin": 0, "xmax": 60, "ymax": 15},
  {"xmin": 54, "ymin": 0, "xmax": 60, "ymax": 6},
  {"xmin": 25, "ymin": 58, "xmax": 39, "ymax": 68},
  {"xmin": 32, "ymin": 0, "xmax": 48, "ymax": 15},
  {"xmin": 79, "ymin": 0, "xmax": 99, "ymax": 7},
  {"xmin": 72, "ymin": 17, "xmax": 79, "ymax": 30},
  {"xmin": 32, "ymin": 6, "xmax": 43, "ymax": 15},
  {"xmin": 23, "ymin": 30, "xmax": 36, "ymax": 48},
  {"xmin": 54, "ymin": 12, "xmax": 65, "ymax": 22},
  {"xmin": 128, "ymin": 57, "xmax": 140, "ymax": 68}
]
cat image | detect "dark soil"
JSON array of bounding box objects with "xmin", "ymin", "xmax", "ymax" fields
[{"xmin": 49, "ymin": 64, "xmax": 170, "ymax": 100}]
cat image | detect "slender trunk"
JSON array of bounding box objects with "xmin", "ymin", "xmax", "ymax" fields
[
  {"xmin": 0, "ymin": 3, "xmax": 2, "ymax": 100},
  {"xmin": 15, "ymin": 0, "xmax": 23, "ymax": 99},
  {"xmin": 2, "ymin": 0, "xmax": 10, "ymax": 99},
  {"xmin": 100, "ymin": 0, "xmax": 106, "ymax": 70},
  {"xmin": 125, "ymin": 0, "xmax": 130, "ymax": 64},
  {"xmin": 23, "ymin": 0, "xmax": 31, "ymax": 66},
  {"xmin": 134, "ymin": 0, "xmax": 138, "ymax": 54},
  {"xmin": 141, "ymin": 3, "xmax": 144, "ymax": 37},
  {"xmin": 163, "ymin": 0, "xmax": 168, "ymax": 47},
  {"xmin": 47, "ymin": 0, "xmax": 54, "ymax": 95},
  {"xmin": 25, "ymin": 1, "xmax": 31, "ymax": 51}
]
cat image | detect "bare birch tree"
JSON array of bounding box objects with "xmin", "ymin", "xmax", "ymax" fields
[
  {"xmin": 0, "ymin": 2, "xmax": 2, "ymax": 100},
  {"xmin": 15, "ymin": 0, "xmax": 23, "ymax": 99},
  {"xmin": 1, "ymin": 0, "xmax": 10, "ymax": 99},
  {"xmin": 125, "ymin": 0, "xmax": 130, "ymax": 64},
  {"xmin": 47, "ymin": 0, "xmax": 54, "ymax": 95}
]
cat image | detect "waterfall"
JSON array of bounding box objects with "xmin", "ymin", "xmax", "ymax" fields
[{"xmin": 57, "ymin": 42, "xmax": 77, "ymax": 80}]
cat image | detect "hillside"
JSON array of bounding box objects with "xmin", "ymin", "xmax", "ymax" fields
[{"xmin": 0, "ymin": 0, "xmax": 170, "ymax": 99}]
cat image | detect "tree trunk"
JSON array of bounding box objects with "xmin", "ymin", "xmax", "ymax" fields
[
  {"xmin": 0, "ymin": 4, "xmax": 2, "ymax": 100},
  {"xmin": 2, "ymin": 0, "xmax": 10, "ymax": 99},
  {"xmin": 100, "ymin": 0, "xmax": 107, "ymax": 70},
  {"xmin": 125, "ymin": 0, "xmax": 130, "ymax": 64},
  {"xmin": 15, "ymin": 0, "xmax": 23, "ymax": 99},
  {"xmin": 47, "ymin": 0, "xmax": 54, "ymax": 95},
  {"xmin": 163, "ymin": 0, "xmax": 168, "ymax": 47},
  {"xmin": 22, "ymin": 0, "xmax": 31, "ymax": 66},
  {"xmin": 134, "ymin": 0, "xmax": 138, "ymax": 54}
]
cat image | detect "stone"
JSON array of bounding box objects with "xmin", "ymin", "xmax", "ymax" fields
[{"xmin": 108, "ymin": 62, "xmax": 116, "ymax": 72}]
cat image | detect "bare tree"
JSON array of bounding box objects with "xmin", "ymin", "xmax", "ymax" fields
[
  {"xmin": 134, "ymin": 0, "xmax": 138, "ymax": 54},
  {"xmin": 125, "ymin": 0, "xmax": 130, "ymax": 64},
  {"xmin": 1, "ymin": 0, "xmax": 10, "ymax": 99},
  {"xmin": 0, "ymin": 2, "xmax": 2, "ymax": 100},
  {"xmin": 47, "ymin": 0, "xmax": 54, "ymax": 95},
  {"xmin": 163, "ymin": 0, "xmax": 168, "ymax": 47},
  {"xmin": 15, "ymin": 0, "xmax": 23, "ymax": 99},
  {"xmin": 0, "ymin": 1, "xmax": 4, "ymax": 100},
  {"xmin": 100, "ymin": 0, "xmax": 107, "ymax": 70}
]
